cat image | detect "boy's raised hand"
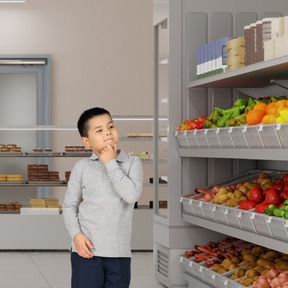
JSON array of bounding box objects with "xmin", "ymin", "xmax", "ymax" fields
[
  {"xmin": 73, "ymin": 233, "xmax": 94, "ymax": 258},
  {"xmin": 99, "ymin": 143, "xmax": 117, "ymax": 164}
]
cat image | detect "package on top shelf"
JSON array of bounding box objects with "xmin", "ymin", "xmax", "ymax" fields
[
  {"xmin": 226, "ymin": 37, "xmax": 245, "ymax": 71},
  {"xmin": 196, "ymin": 37, "xmax": 232, "ymax": 79}
]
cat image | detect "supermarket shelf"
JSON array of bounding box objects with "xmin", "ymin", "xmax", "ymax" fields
[
  {"xmin": 178, "ymin": 147, "xmax": 288, "ymax": 161},
  {"xmin": 182, "ymin": 213, "xmax": 288, "ymax": 254},
  {"xmin": 187, "ymin": 55, "xmax": 288, "ymax": 88},
  {"xmin": 0, "ymin": 181, "xmax": 67, "ymax": 187},
  {"xmin": 0, "ymin": 152, "xmax": 92, "ymax": 157}
]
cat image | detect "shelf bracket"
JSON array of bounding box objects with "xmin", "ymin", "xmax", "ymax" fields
[{"xmin": 270, "ymin": 79, "xmax": 288, "ymax": 89}]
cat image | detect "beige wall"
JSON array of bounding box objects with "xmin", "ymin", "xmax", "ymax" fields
[{"xmin": 0, "ymin": 0, "xmax": 153, "ymax": 124}]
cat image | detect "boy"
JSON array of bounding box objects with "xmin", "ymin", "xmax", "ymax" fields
[{"xmin": 63, "ymin": 107, "xmax": 143, "ymax": 288}]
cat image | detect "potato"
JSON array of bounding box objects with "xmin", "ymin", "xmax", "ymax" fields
[
  {"xmin": 254, "ymin": 266, "xmax": 265, "ymax": 273},
  {"xmin": 243, "ymin": 254, "xmax": 258, "ymax": 262},
  {"xmin": 261, "ymin": 269, "xmax": 269, "ymax": 275},
  {"xmin": 263, "ymin": 251, "xmax": 280, "ymax": 258},
  {"xmin": 257, "ymin": 258, "xmax": 275, "ymax": 269},
  {"xmin": 218, "ymin": 187, "xmax": 229, "ymax": 194},
  {"xmin": 246, "ymin": 262, "xmax": 257, "ymax": 269},
  {"xmin": 241, "ymin": 248, "xmax": 252, "ymax": 255},
  {"xmin": 239, "ymin": 196, "xmax": 248, "ymax": 202},
  {"xmin": 243, "ymin": 277, "xmax": 255, "ymax": 286},
  {"xmin": 239, "ymin": 186, "xmax": 249, "ymax": 194},
  {"xmin": 231, "ymin": 257, "xmax": 241, "ymax": 264},
  {"xmin": 217, "ymin": 194, "xmax": 230, "ymax": 204},
  {"xmin": 234, "ymin": 190, "xmax": 245, "ymax": 198},
  {"xmin": 234, "ymin": 268, "xmax": 245, "ymax": 277},
  {"xmin": 229, "ymin": 263, "xmax": 238, "ymax": 271},
  {"xmin": 275, "ymin": 261, "xmax": 288, "ymax": 271},
  {"xmin": 212, "ymin": 263, "xmax": 228, "ymax": 274},
  {"xmin": 222, "ymin": 259, "xmax": 232, "ymax": 270},
  {"xmin": 252, "ymin": 246, "xmax": 266, "ymax": 255},
  {"xmin": 245, "ymin": 268, "xmax": 260, "ymax": 278},
  {"xmin": 227, "ymin": 192, "xmax": 234, "ymax": 199}
]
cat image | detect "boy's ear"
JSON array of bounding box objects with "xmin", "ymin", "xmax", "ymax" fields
[{"xmin": 81, "ymin": 137, "xmax": 90, "ymax": 148}]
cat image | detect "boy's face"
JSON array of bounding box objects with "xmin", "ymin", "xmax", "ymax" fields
[{"xmin": 81, "ymin": 114, "xmax": 119, "ymax": 156}]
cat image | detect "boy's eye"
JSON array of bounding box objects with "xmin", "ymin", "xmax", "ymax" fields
[
  {"xmin": 96, "ymin": 129, "xmax": 102, "ymax": 133},
  {"xmin": 109, "ymin": 125, "xmax": 114, "ymax": 129}
]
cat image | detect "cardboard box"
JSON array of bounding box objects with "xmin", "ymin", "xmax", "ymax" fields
[{"xmin": 264, "ymin": 38, "xmax": 275, "ymax": 60}]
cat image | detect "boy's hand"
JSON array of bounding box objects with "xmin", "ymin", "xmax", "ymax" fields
[
  {"xmin": 99, "ymin": 143, "xmax": 117, "ymax": 164},
  {"xmin": 73, "ymin": 233, "xmax": 94, "ymax": 258}
]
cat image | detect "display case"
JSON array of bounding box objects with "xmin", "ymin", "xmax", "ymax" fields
[{"xmin": 153, "ymin": 1, "xmax": 288, "ymax": 288}]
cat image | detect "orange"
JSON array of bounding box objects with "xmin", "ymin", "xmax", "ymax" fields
[
  {"xmin": 275, "ymin": 99, "xmax": 288, "ymax": 108},
  {"xmin": 246, "ymin": 109, "xmax": 266, "ymax": 125},
  {"xmin": 267, "ymin": 107, "xmax": 277, "ymax": 116},
  {"xmin": 266, "ymin": 102, "xmax": 276, "ymax": 114},
  {"xmin": 253, "ymin": 102, "xmax": 267, "ymax": 113},
  {"xmin": 277, "ymin": 106, "xmax": 286, "ymax": 116},
  {"xmin": 262, "ymin": 114, "xmax": 277, "ymax": 124}
]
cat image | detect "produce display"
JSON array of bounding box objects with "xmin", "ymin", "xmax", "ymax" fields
[
  {"xmin": 176, "ymin": 96, "xmax": 288, "ymax": 131},
  {"xmin": 183, "ymin": 237, "xmax": 288, "ymax": 288},
  {"xmin": 191, "ymin": 172, "xmax": 288, "ymax": 216}
]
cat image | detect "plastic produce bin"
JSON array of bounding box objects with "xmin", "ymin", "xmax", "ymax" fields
[
  {"xmin": 195, "ymin": 129, "xmax": 210, "ymax": 148},
  {"xmin": 180, "ymin": 196, "xmax": 195, "ymax": 215},
  {"xmin": 212, "ymin": 204, "xmax": 228, "ymax": 224},
  {"xmin": 276, "ymin": 123, "xmax": 288, "ymax": 148},
  {"xmin": 175, "ymin": 131, "xmax": 189, "ymax": 148},
  {"xmin": 200, "ymin": 264, "xmax": 217, "ymax": 286},
  {"xmin": 224, "ymin": 207, "xmax": 242, "ymax": 229},
  {"xmin": 242, "ymin": 125, "xmax": 264, "ymax": 149},
  {"xmin": 191, "ymin": 197, "xmax": 205, "ymax": 218},
  {"xmin": 206, "ymin": 128, "xmax": 222, "ymax": 148},
  {"xmin": 217, "ymin": 127, "xmax": 234, "ymax": 148},
  {"xmin": 229, "ymin": 126, "xmax": 248, "ymax": 148},
  {"xmin": 180, "ymin": 256, "xmax": 198, "ymax": 277},
  {"xmin": 251, "ymin": 212, "xmax": 273, "ymax": 237},
  {"xmin": 258, "ymin": 124, "xmax": 282, "ymax": 149},
  {"xmin": 238, "ymin": 210, "xmax": 256, "ymax": 232},
  {"xmin": 201, "ymin": 201, "xmax": 216, "ymax": 221},
  {"xmin": 267, "ymin": 217, "xmax": 288, "ymax": 241},
  {"xmin": 186, "ymin": 130, "xmax": 199, "ymax": 148}
]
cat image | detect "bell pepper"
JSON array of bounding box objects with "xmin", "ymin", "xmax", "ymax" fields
[
  {"xmin": 204, "ymin": 119, "xmax": 213, "ymax": 128},
  {"xmin": 254, "ymin": 202, "xmax": 270, "ymax": 213},
  {"xmin": 248, "ymin": 97, "xmax": 256, "ymax": 108},
  {"xmin": 248, "ymin": 186, "xmax": 264, "ymax": 203},
  {"xmin": 273, "ymin": 208, "xmax": 285, "ymax": 217},
  {"xmin": 264, "ymin": 189, "xmax": 281, "ymax": 205},
  {"xmin": 216, "ymin": 114, "xmax": 231, "ymax": 127},
  {"xmin": 264, "ymin": 204, "xmax": 278, "ymax": 216},
  {"xmin": 234, "ymin": 99, "xmax": 248, "ymax": 107},
  {"xmin": 239, "ymin": 200, "xmax": 256, "ymax": 210}
]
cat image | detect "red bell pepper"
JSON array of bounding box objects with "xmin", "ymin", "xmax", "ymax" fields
[
  {"xmin": 264, "ymin": 189, "xmax": 281, "ymax": 205},
  {"xmin": 239, "ymin": 200, "xmax": 256, "ymax": 210},
  {"xmin": 248, "ymin": 186, "xmax": 264, "ymax": 203},
  {"xmin": 254, "ymin": 202, "xmax": 270, "ymax": 213}
]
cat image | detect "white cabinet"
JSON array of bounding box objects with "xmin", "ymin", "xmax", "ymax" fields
[{"xmin": 153, "ymin": 1, "xmax": 288, "ymax": 288}]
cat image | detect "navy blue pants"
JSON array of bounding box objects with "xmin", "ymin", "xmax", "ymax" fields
[{"xmin": 71, "ymin": 252, "xmax": 131, "ymax": 288}]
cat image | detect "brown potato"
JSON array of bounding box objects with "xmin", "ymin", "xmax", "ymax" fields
[
  {"xmin": 256, "ymin": 259, "xmax": 275, "ymax": 269},
  {"xmin": 234, "ymin": 190, "xmax": 245, "ymax": 198},
  {"xmin": 275, "ymin": 261, "xmax": 288, "ymax": 271},
  {"xmin": 243, "ymin": 254, "xmax": 258, "ymax": 262},
  {"xmin": 231, "ymin": 257, "xmax": 241, "ymax": 264},
  {"xmin": 254, "ymin": 266, "xmax": 265, "ymax": 273},
  {"xmin": 241, "ymin": 248, "xmax": 252, "ymax": 255},
  {"xmin": 222, "ymin": 259, "xmax": 232, "ymax": 270},
  {"xmin": 229, "ymin": 263, "xmax": 238, "ymax": 271},
  {"xmin": 245, "ymin": 268, "xmax": 260, "ymax": 278}
]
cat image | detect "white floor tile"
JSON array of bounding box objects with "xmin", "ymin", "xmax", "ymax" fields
[{"xmin": 0, "ymin": 251, "xmax": 165, "ymax": 288}]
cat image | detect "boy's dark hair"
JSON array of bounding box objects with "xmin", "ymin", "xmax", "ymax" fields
[{"xmin": 77, "ymin": 107, "xmax": 111, "ymax": 137}]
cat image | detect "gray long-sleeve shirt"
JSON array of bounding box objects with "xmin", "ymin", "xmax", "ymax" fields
[{"xmin": 62, "ymin": 149, "xmax": 143, "ymax": 257}]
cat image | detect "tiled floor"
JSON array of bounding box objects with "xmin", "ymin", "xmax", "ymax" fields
[{"xmin": 0, "ymin": 251, "xmax": 165, "ymax": 288}]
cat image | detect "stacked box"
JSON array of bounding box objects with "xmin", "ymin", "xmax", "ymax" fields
[
  {"xmin": 196, "ymin": 37, "xmax": 232, "ymax": 78},
  {"xmin": 27, "ymin": 164, "xmax": 60, "ymax": 182},
  {"xmin": 226, "ymin": 37, "xmax": 245, "ymax": 71}
]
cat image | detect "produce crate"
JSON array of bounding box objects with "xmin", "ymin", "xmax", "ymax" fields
[
  {"xmin": 180, "ymin": 256, "xmax": 199, "ymax": 278},
  {"xmin": 242, "ymin": 125, "xmax": 265, "ymax": 149},
  {"xmin": 229, "ymin": 126, "xmax": 248, "ymax": 148},
  {"xmin": 258, "ymin": 124, "xmax": 282, "ymax": 149},
  {"xmin": 276, "ymin": 123, "xmax": 288, "ymax": 148},
  {"xmin": 251, "ymin": 212, "xmax": 273, "ymax": 237},
  {"xmin": 200, "ymin": 263, "xmax": 217, "ymax": 286},
  {"xmin": 206, "ymin": 128, "xmax": 222, "ymax": 148},
  {"xmin": 267, "ymin": 216, "xmax": 288, "ymax": 241},
  {"xmin": 186, "ymin": 130, "xmax": 199, "ymax": 148},
  {"xmin": 201, "ymin": 201, "xmax": 216, "ymax": 221},
  {"xmin": 224, "ymin": 207, "xmax": 242, "ymax": 229},
  {"xmin": 180, "ymin": 196, "xmax": 195, "ymax": 215},
  {"xmin": 238, "ymin": 210, "xmax": 256, "ymax": 232},
  {"xmin": 217, "ymin": 127, "xmax": 234, "ymax": 148},
  {"xmin": 195, "ymin": 129, "xmax": 210, "ymax": 148},
  {"xmin": 191, "ymin": 196, "xmax": 205, "ymax": 218},
  {"xmin": 174, "ymin": 131, "xmax": 190, "ymax": 148},
  {"xmin": 212, "ymin": 204, "xmax": 228, "ymax": 224}
]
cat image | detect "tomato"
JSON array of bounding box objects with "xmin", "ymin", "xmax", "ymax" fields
[
  {"xmin": 196, "ymin": 121, "xmax": 204, "ymax": 129},
  {"xmin": 254, "ymin": 202, "xmax": 270, "ymax": 213},
  {"xmin": 239, "ymin": 200, "xmax": 257, "ymax": 210},
  {"xmin": 264, "ymin": 189, "xmax": 281, "ymax": 205},
  {"xmin": 248, "ymin": 186, "xmax": 264, "ymax": 203}
]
